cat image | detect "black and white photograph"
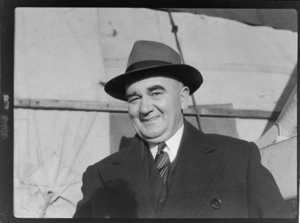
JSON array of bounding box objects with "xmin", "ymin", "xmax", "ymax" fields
[{"xmin": 1, "ymin": 5, "xmax": 298, "ymax": 220}]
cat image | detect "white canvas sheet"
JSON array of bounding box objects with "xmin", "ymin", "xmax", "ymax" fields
[{"xmin": 14, "ymin": 109, "xmax": 110, "ymax": 217}]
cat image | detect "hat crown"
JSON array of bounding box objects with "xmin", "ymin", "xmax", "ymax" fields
[
  {"xmin": 104, "ymin": 40, "xmax": 203, "ymax": 101},
  {"xmin": 126, "ymin": 40, "xmax": 182, "ymax": 72}
]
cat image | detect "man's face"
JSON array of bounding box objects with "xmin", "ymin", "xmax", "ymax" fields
[{"xmin": 125, "ymin": 75, "xmax": 189, "ymax": 145}]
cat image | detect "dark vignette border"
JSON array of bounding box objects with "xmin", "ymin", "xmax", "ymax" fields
[{"xmin": 0, "ymin": 0, "xmax": 299, "ymax": 223}]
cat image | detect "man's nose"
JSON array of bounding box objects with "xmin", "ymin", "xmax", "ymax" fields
[{"xmin": 139, "ymin": 97, "xmax": 153, "ymax": 114}]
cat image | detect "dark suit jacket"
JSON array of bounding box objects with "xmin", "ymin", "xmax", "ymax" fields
[{"xmin": 73, "ymin": 121, "xmax": 292, "ymax": 218}]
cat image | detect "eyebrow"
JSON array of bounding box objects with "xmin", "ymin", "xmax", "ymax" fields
[
  {"xmin": 125, "ymin": 85, "xmax": 166, "ymax": 100},
  {"xmin": 125, "ymin": 91, "xmax": 138, "ymax": 100},
  {"xmin": 147, "ymin": 85, "xmax": 166, "ymax": 92}
]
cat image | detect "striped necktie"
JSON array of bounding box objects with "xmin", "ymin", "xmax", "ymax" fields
[{"xmin": 155, "ymin": 142, "xmax": 170, "ymax": 184}]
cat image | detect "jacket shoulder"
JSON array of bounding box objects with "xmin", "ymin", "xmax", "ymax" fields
[
  {"xmin": 184, "ymin": 120, "xmax": 256, "ymax": 153},
  {"xmin": 90, "ymin": 136, "xmax": 138, "ymax": 169},
  {"xmin": 91, "ymin": 147, "xmax": 126, "ymax": 169},
  {"xmin": 202, "ymin": 133, "xmax": 257, "ymax": 153},
  {"xmin": 204, "ymin": 133, "xmax": 250, "ymax": 144}
]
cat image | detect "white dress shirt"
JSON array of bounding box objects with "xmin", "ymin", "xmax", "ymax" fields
[{"xmin": 150, "ymin": 124, "xmax": 184, "ymax": 163}]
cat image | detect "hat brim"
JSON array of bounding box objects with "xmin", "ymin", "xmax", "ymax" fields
[{"xmin": 104, "ymin": 64, "xmax": 203, "ymax": 101}]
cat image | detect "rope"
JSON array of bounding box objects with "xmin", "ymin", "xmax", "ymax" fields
[
  {"xmin": 167, "ymin": 10, "xmax": 202, "ymax": 130},
  {"xmin": 40, "ymin": 191, "xmax": 53, "ymax": 218}
]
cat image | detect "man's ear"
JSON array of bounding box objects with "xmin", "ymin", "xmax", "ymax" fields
[{"xmin": 180, "ymin": 86, "xmax": 190, "ymax": 110}]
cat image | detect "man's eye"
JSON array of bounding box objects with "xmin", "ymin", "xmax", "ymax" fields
[
  {"xmin": 151, "ymin": 91, "xmax": 162, "ymax": 97},
  {"xmin": 128, "ymin": 97, "xmax": 139, "ymax": 103}
]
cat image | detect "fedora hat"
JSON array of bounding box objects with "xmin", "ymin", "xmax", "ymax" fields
[{"xmin": 104, "ymin": 40, "xmax": 203, "ymax": 101}]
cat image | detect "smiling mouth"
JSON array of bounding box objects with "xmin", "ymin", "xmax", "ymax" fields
[{"xmin": 141, "ymin": 116, "xmax": 159, "ymax": 122}]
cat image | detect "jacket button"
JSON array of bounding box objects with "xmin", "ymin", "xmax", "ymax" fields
[{"xmin": 211, "ymin": 198, "xmax": 221, "ymax": 210}]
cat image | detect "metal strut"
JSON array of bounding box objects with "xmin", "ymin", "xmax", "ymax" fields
[{"xmin": 167, "ymin": 10, "xmax": 203, "ymax": 131}]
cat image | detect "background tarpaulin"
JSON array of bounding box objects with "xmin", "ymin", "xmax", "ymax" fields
[
  {"xmin": 14, "ymin": 8, "xmax": 297, "ymax": 217},
  {"xmin": 160, "ymin": 8, "xmax": 297, "ymax": 32}
]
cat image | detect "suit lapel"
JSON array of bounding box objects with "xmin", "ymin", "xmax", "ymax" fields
[
  {"xmin": 162, "ymin": 121, "xmax": 229, "ymax": 218},
  {"xmin": 98, "ymin": 137, "xmax": 156, "ymax": 218}
]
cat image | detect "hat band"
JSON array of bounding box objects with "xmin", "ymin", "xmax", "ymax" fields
[{"xmin": 126, "ymin": 60, "xmax": 172, "ymax": 72}]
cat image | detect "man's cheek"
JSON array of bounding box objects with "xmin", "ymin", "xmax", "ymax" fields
[{"xmin": 128, "ymin": 108, "xmax": 138, "ymax": 119}]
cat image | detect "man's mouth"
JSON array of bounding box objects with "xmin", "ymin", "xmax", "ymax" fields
[{"xmin": 141, "ymin": 116, "xmax": 159, "ymax": 122}]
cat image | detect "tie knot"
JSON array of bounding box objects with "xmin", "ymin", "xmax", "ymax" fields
[{"xmin": 157, "ymin": 142, "xmax": 166, "ymax": 154}]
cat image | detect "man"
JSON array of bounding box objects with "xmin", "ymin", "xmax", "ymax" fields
[{"xmin": 73, "ymin": 40, "xmax": 292, "ymax": 218}]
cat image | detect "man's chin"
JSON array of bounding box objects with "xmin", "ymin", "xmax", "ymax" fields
[{"xmin": 140, "ymin": 132, "xmax": 167, "ymax": 144}]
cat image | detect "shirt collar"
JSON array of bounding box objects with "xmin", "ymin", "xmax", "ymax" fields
[{"xmin": 150, "ymin": 124, "xmax": 184, "ymax": 163}]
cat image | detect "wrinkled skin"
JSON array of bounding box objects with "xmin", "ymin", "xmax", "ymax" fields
[{"xmin": 125, "ymin": 76, "xmax": 190, "ymax": 147}]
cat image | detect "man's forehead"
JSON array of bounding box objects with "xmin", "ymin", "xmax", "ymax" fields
[{"xmin": 125, "ymin": 75, "xmax": 182, "ymax": 91}]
